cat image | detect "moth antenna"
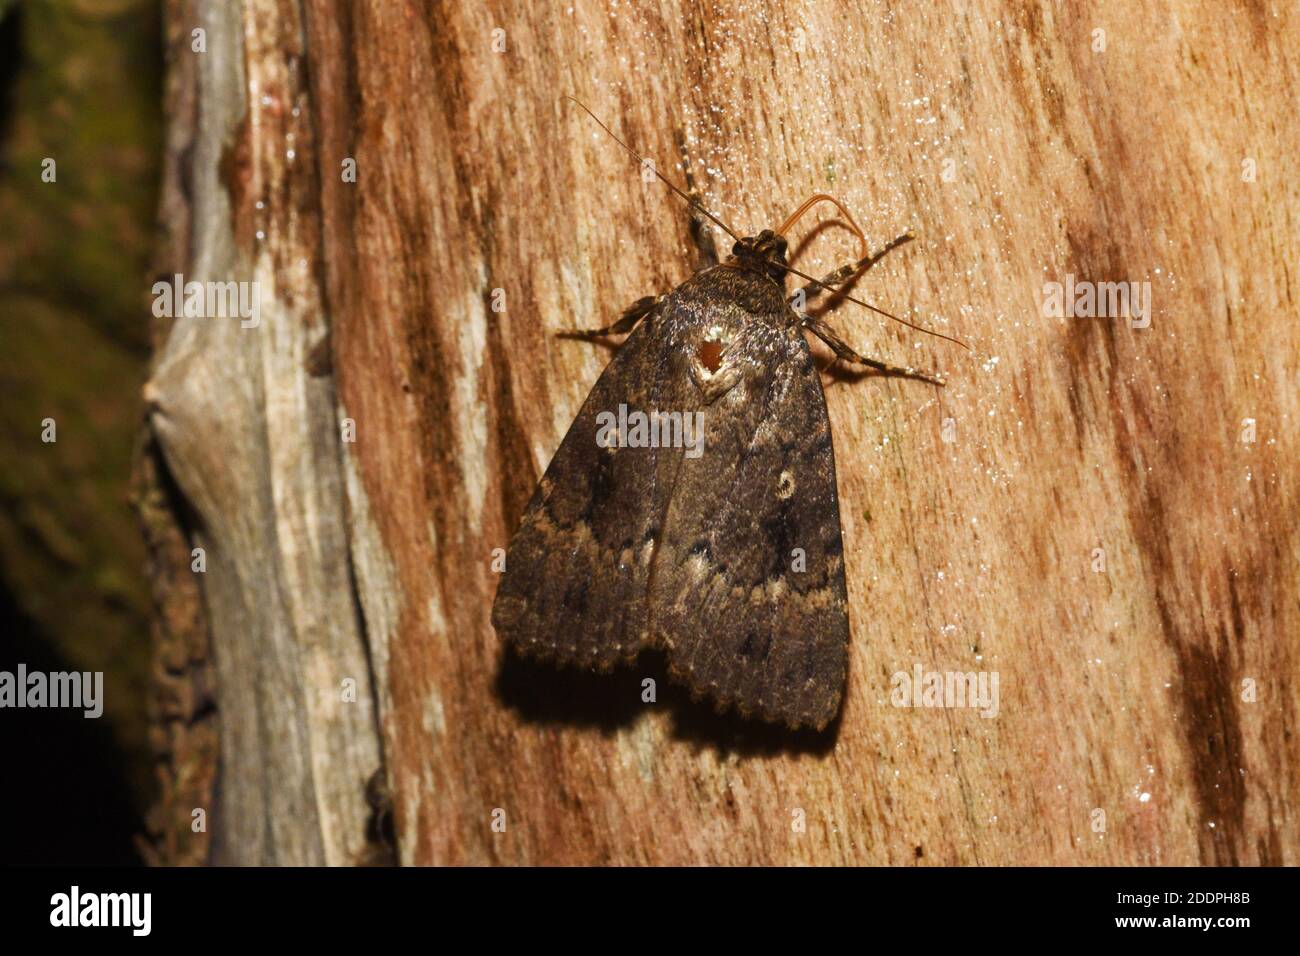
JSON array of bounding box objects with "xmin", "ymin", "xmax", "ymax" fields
[
  {"xmin": 777, "ymin": 193, "xmax": 869, "ymax": 260},
  {"xmin": 776, "ymin": 260, "xmax": 969, "ymax": 350},
  {"xmin": 564, "ymin": 95, "xmax": 743, "ymax": 245}
]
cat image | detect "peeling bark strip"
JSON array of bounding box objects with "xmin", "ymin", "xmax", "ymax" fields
[
  {"xmin": 143, "ymin": 0, "xmax": 382, "ymax": 865},
  {"xmin": 133, "ymin": 0, "xmax": 214, "ymax": 867},
  {"xmin": 152, "ymin": 0, "xmax": 1300, "ymax": 864}
]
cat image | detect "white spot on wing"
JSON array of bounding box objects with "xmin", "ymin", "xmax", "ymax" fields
[{"xmin": 777, "ymin": 470, "xmax": 796, "ymax": 499}]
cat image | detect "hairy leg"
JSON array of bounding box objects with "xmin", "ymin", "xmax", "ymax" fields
[
  {"xmin": 801, "ymin": 312, "xmax": 945, "ymax": 387},
  {"xmin": 558, "ymin": 295, "xmax": 659, "ymax": 340},
  {"xmin": 788, "ymin": 232, "xmax": 914, "ymax": 306}
]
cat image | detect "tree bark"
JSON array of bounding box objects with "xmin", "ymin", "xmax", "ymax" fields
[{"xmin": 143, "ymin": 0, "xmax": 1299, "ymax": 865}]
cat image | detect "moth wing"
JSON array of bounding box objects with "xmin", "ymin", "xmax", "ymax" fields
[
  {"xmin": 492, "ymin": 306, "xmax": 688, "ymax": 669},
  {"xmin": 648, "ymin": 329, "xmax": 850, "ymax": 730}
]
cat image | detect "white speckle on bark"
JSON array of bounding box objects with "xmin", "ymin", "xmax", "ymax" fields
[{"xmin": 453, "ymin": 269, "xmax": 490, "ymax": 534}]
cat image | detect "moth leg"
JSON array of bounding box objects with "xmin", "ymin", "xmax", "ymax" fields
[
  {"xmin": 801, "ymin": 312, "xmax": 945, "ymax": 386},
  {"xmin": 677, "ymin": 131, "xmax": 721, "ymax": 269},
  {"xmin": 788, "ymin": 232, "xmax": 914, "ymax": 305},
  {"xmin": 558, "ymin": 295, "xmax": 658, "ymax": 340}
]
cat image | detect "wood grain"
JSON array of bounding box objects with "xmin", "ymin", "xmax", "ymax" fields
[{"xmin": 149, "ymin": 0, "xmax": 1299, "ymax": 864}]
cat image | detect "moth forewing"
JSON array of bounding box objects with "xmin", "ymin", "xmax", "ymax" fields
[{"xmin": 495, "ymin": 263, "xmax": 850, "ymax": 730}]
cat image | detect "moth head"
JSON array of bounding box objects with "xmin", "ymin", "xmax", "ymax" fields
[{"xmin": 730, "ymin": 229, "xmax": 789, "ymax": 282}]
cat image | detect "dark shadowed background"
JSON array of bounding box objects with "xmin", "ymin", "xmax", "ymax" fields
[{"xmin": 0, "ymin": 0, "xmax": 161, "ymax": 864}]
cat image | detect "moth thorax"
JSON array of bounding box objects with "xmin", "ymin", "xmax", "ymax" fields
[{"xmin": 731, "ymin": 229, "xmax": 789, "ymax": 282}]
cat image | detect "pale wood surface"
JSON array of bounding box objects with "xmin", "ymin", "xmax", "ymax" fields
[{"xmin": 147, "ymin": 0, "xmax": 1298, "ymax": 864}]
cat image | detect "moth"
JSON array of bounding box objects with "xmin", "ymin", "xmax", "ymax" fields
[{"xmin": 492, "ymin": 101, "xmax": 961, "ymax": 731}]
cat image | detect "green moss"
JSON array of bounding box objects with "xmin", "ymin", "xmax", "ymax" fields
[
  {"xmin": 0, "ymin": 0, "xmax": 162, "ymax": 352},
  {"xmin": 0, "ymin": 0, "xmax": 162, "ymax": 809}
]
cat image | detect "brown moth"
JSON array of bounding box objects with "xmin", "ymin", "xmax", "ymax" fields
[{"xmin": 492, "ymin": 101, "xmax": 959, "ymax": 731}]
